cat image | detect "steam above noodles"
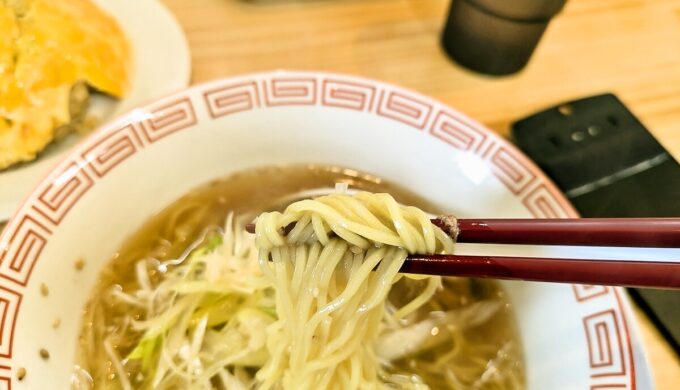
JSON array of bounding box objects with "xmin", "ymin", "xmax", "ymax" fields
[{"xmin": 75, "ymin": 166, "xmax": 523, "ymax": 390}]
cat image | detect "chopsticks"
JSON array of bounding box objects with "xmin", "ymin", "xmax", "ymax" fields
[
  {"xmin": 435, "ymin": 218, "xmax": 680, "ymax": 247},
  {"xmin": 245, "ymin": 218, "xmax": 680, "ymax": 289},
  {"xmin": 247, "ymin": 218, "xmax": 680, "ymax": 247},
  {"xmin": 402, "ymin": 255, "xmax": 679, "ymax": 289}
]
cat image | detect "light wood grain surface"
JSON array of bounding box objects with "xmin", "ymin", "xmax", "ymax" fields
[
  {"xmin": 162, "ymin": 0, "xmax": 680, "ymax": 388},
  {"xmin": 164, "ymin": 0, "xmax": 680, "ymax": 154}
]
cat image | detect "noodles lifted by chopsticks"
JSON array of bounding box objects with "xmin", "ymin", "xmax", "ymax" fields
[
  {"xmin": 254, "ymin": 192, "xmax": 454, "ymax": 389},
  {"xmin": 80, "ymin": 181, "xmax": 523, "ymax": 389}
]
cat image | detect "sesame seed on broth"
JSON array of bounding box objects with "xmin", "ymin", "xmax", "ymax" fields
[{"xmin": 74, "ymin": 259, "xmax": 85, "ymax": 271}]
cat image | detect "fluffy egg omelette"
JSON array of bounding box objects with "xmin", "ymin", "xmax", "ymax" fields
[{"xmin": 0, "ymin": 0, "xmax": 131, "ymax": 169}]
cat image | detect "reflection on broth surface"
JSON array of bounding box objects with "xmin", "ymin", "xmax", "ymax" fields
[{"xmin": 75, "ymin": 165, "xmax": 524, "ymax": 389}]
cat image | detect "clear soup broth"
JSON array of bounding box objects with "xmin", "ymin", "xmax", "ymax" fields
[{"xmin": 76, "ymin": 164, "xmax": 525, "ymax": 389}]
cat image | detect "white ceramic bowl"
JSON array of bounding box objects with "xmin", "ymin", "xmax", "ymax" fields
[{"xmin": 0, "ymin": 71, "xmax": 653, "ymax": 389}]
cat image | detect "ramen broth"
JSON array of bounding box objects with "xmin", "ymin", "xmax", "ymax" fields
[{"xmin": 75, "ymin": 164, "xmax": 525, "ymax": 389}]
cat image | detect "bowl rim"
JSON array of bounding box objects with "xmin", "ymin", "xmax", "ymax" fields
[{"xmin": 0, "ymin": 70, "xmax": 644, "ymax": 389}]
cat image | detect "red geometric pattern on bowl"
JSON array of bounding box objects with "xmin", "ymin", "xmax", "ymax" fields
[
  {"xmin": 0, "ymin": 286, "xmax": 22, "ymax": 358},
  {"xmin": 263, "ymin": 78, "xmax": 317, "ymax": 106},
  {"xmin": 376, "ymin": 90, "xmax": 433, "ymax": 130},
  {"xmin": 584, "ymin": 309, "xmax": 626, "ymax": 377},
  {"xmin": 573, "ymin": 285, "xmax": 611, "ymax": 302},
  {"xmin": 591, "ymin": 384, "xmax": 628, "ymax": 389},
  {"xmin": 139, "ymin": 97, "xmax": 197, "ymax": 143},
  {"xmin": 488, "ymin": 145, "xmax": 537, "ymax": 195},
  {"xmin": 0, "ymin": 72, "xmax": 636, "ymax": 388},
  {"xmin": 0, "ymin": 370, "xmax": 10, "ymax": 390},
  {"xmin": 321, "ymin": 79, "xmax": 377, "ymax": 111},
  {"xmin": 31, "ymin": 162, "xmax": 94, "ymax": 226},
  {"xmin": 204, "ymin": 81, "xmax": 261, "ymax": 118},
  {"xmin": 0, "ymin": 216, "xmax": 50, "ymax": 287},
  {"xmin": 429, "ymin": 109, "xmax": 488, "ymax": 152},
  {"xmin": 81, "ymin": 123, "xmax": 145, "ymax": 178},
  {"xmin": 522, "ymin": 184, "xmax": 571, "ymax": 219}
]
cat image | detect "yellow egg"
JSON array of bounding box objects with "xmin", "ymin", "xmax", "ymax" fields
[{"xmin": 0, "ymin": 0, "xmax": 130, "ymax": 169}]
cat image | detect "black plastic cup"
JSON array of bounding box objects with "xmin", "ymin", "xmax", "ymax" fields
[{"xmin": 441, "ymin": 0, "xmax": 567, "ymax": 76}]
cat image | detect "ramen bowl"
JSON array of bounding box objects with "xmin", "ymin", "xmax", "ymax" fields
[{"xmin": 0, "ymin": 71, "xmax": 652, "ymax": 389}]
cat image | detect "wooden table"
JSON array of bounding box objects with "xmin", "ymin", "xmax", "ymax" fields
[{"xmin": 163, "ymin": 0, "xmax": 680, "ymax": 387}]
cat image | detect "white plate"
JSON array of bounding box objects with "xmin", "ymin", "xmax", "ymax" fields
[
  {"xmin": 0, "ymin": 0, "xmax": 191, "ymax": 221},
  {"xmin": 0, "ymin": 71, "xmax": 654, "ymax": 389}
]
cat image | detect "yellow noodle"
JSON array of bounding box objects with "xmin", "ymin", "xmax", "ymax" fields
[
  {"xmin": 254, "ymin": 192, "xmax": 455, "ymax": 389},
  {"xmin": 79, "ymin": 184, "xmax": 523, "ymax": 390}
]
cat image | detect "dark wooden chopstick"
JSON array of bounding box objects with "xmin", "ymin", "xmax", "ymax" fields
[
  {"xmin": 448, "ymin": 218, "xmax": 680, "ymax": 247},
  {"xmin": 402, "ymin": 254, "xmax": 680, "ymax": 289},
  {"xmin": 246, "ymin": 217, "xmax": 680, "ymax": 288},
  {"xmin": 434, "ymin": 217, "xmax": 680, "ymax": 288},
  {"xmin": 247, "ymin": 218, "xmax": 680, "ymax": 247}
]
